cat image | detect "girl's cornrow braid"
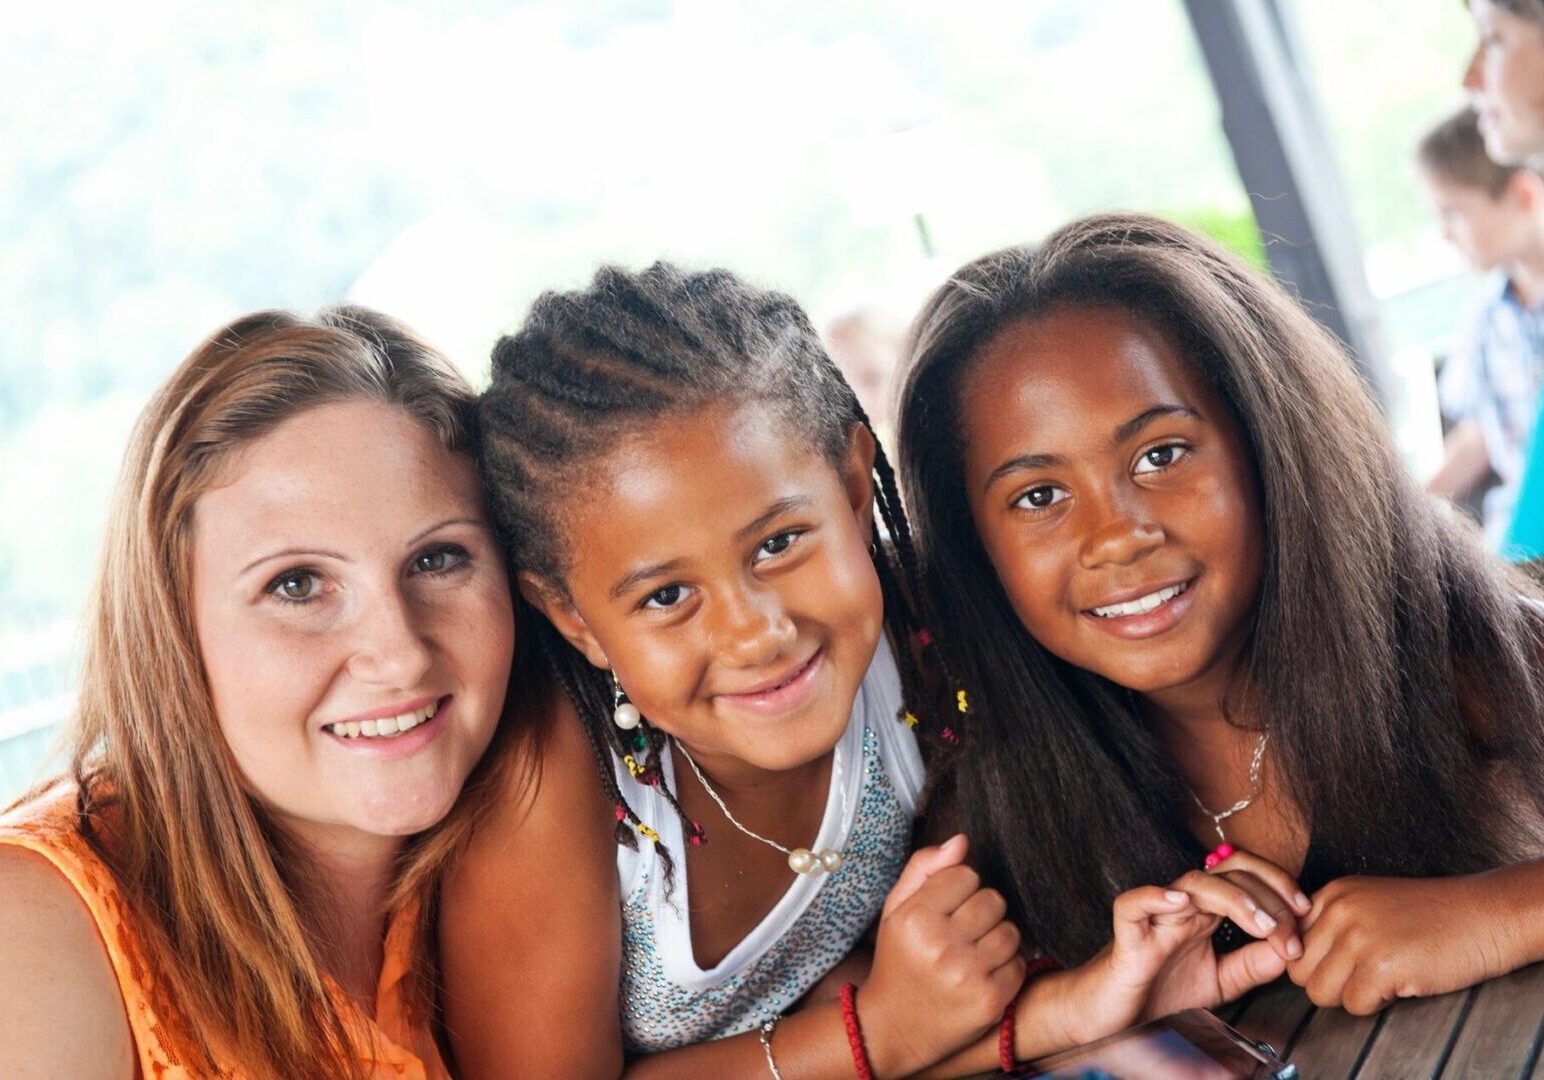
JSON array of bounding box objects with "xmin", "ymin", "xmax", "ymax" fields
[
  {"xmin": 872, "ymin": 443, "xmax": 967, "ymax": 708},
  {"xmin": 630, "ymin": 719, "xmax": 683, "ymax": 892},
  {"xmin": 636, "ymin": 725, "xmax": 706, "ymax": 842},
  {"xmin": 652, "ymin": 761, "xmax": 708, "ymax": 848},
  {"xmin": 541, "ymin": 635, "xmax": 640, "ymax": 850},
  {"xmin": 873, "ymin": 543, "xmax": 933, "ymax": 735},
  {"xmin": 852, "ymin": 405, "xmax": 969, "ymax": 740},
  {"xmin": 840, "ymin": 408, "xmax": 933, "ymax": 728},
  {"xmin": 870, "ymin": 434, "xmax": 933, "ymax": 626},
  {"xmin": 843, "ymin": 400, "xmax": 926, "ymax": 610}
]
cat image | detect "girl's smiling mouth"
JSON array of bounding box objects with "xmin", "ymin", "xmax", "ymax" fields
[
  {"xmin": 714, "ymin": 647, "xmax": 826, "ymax": 715},
  {"xmin": 1081, "ymin": 577, "xmax": 1197, "ymax": 639}
]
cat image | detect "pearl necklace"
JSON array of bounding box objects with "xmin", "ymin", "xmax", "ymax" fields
[
  {"xmin": 1188, "ymin": 731, "xmax": 1270, "ymax": 844},
  {"xmin": 674, "ymin": 740, "xmax": 846, "ymax": 876}
]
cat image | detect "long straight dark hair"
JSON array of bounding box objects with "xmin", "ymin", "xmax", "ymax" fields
[{"xmin": 896, "ymin": 212, "xmax": 1544, "ymax": 963}]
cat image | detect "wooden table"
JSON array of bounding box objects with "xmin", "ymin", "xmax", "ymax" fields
[{"xmin": 1215, "ymin": 963, "xmax": 1544, "ymax": 1077}]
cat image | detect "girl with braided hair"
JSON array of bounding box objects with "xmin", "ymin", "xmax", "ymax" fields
[{"xmin": 439, "ymin": 262, "xmax": 1295, "ymax": 1078}]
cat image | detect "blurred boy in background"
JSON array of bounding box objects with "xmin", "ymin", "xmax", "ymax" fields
[
  {"xmin": 1418, "ymin": 105, "xmax": 1544, "ymax": 546},
  {"xmin": 1464, "ymin": 0, "xmax": 1544, "ymax": 557}
]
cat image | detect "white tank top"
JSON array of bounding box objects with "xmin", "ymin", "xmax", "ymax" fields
[{"xmin": 612, "ymin": 636, "xmax": 925, "ymax": 1052}]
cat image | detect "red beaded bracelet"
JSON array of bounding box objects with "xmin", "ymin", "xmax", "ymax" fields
[
  {"xmin": 1000, "ymin": 954, "xmax": 1064, "ymax": 1073},
  {"xmin": 998, "ymin": 1001, "xmax": 1016, "ymax": 1072},
  {"xmin": 838, "ymin": 982, "xmax": 873, "ymax": 1080}
]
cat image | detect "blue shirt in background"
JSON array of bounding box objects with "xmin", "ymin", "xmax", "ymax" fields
[{"xmin": 1440, "ymin": 272, "xmax": 1544, "ymax": 548}]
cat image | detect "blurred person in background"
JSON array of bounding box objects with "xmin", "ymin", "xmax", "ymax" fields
[
  {"xmin": 1465, "ymin": 0, "xmax": 1544, "ymax": 557},
  {"xmin": 1418, "ymin": 105, "xmax": 1544, "ymax": 547},
  {"xmin": 824, "ymin": 304, "xmax": 906, "ymax": 447}
]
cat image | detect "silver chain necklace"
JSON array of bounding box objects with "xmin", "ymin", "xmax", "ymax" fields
[
  {"xmin": 673, "ymin": 739, "xmax": 845, "ymax": 876},
  {"xmin": 1188, "ymin": 731, "xmax": 1270, "ymax": 844}
]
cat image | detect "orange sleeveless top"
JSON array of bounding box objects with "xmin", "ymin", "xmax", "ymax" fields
[{"xmin": 0, "ymin": 786, "xmax": 450, "ymax": 1079}]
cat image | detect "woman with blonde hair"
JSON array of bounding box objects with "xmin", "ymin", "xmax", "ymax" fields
[{"xmin": 0, "ymin": 306, "xmax": 521, "ymax": 1077}]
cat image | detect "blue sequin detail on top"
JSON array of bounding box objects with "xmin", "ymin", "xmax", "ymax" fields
[{"xmin": 619, "ymin": 722, "xmax": 909, "ymax": 1052}]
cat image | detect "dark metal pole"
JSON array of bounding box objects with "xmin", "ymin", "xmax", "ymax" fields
[{"xmin": 1182, "ymin": 0, "xmax": 1394, "ymax": 406}]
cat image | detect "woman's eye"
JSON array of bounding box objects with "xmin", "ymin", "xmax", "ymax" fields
[
  {"xmin": 267, "ymin": 570, "xmax": 321, "ymax": 603},
  {"xmin": 411, "ymin": 545, "xmax": 468, "ymax": 576},
  {"xmin": 754, "ymin": 530, "xmax": 801, "ymax": 561},
  {"xmin": 1134, "ymin": 443, "xmax": 1189, "ymax": 474},
  {"xmin": 1014, "ymin": 485, "xmax": 1066, "ymax": 511},
  {"xmin": 643, "ymin": 584, "xmax": 686, "ymax": 610}
]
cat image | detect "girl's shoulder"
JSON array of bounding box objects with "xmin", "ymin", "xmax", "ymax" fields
[
  {"xmin": 469, "ymin": 683, "xmax": 617, "ymax": 855},
  {"xmin": 0, "ymin": 790, "xmax": 136, "ymax": 1077},
  {"xmin": 438, "ymin": 686, "xmax": 627, "ymax": 1076}
]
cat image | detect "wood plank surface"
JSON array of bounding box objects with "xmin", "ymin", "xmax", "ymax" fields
[
  {"xmin": 1441, "ymin": 962, "xmax": 1544, "ymax": 1076},
  {"xmin": 1355, "ymin": 989, "xmax": 1471, "ymax": 1080},
  {"xmin": 1228, "ymin": 979, "xmax": 1314, "ymax": 1058},
  {"xmin": 1284, "ymin": 1006, "xmax": 1380, "ymax": 1078}
]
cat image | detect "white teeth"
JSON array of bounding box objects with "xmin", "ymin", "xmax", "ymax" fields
[
  {"xmin": 326, "ymin": 700, "xmax": 441, "ymax": 739},
  {"xmin": 1092, "ymin": 582, "xmax": 1187, "ymax": 619}
]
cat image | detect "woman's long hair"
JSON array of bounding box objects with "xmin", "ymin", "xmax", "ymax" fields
[
  {"xmin": 896, "ymin": 212, "xmax": 1544, "ymax": 963},
  {"xmin": 57, "ymin": 306, "xmax": 524, "ymax": 1076}
]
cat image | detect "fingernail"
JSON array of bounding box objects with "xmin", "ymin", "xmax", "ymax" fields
[
  {"xmin": 1295, "ymin": 892, "xmax": 1311, "ymax": 911},
  {"xmin": 1287, "ymin": 936, "xmax": 1303, "ymax": 958},
  {"xmin": 1164, "ymin": 890, "xmax": 1187, "ymax": 903},
  {"xmin": 1243, "ymin": 897, "xmax": 1258, "ymax": 912},
  {"xmin": 1254, "ymin": 910, "xmax": 1278, "ymax": 932}
]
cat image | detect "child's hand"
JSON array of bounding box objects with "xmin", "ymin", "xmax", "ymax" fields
[
  {"xmin": 860, "ymin": 835, "xmax": 1027, "ymax": 1078},
  {"xmin": 1043, "ymin": 863, "xmax": 1303, "ymax": 1048},
  {"xmin": 1136, "ymin": 851, "xmax": 1311, "ymax": 1021},
  {"xmin": 1287, "ymin": 873, "xmax": 1519, "ymax": 1015},
  {"xmin": 1203, "ymin": 848, "xmax": 1311, "ymax": 963},
  {"xmin": 1127, "ymin": 872, "xmax": 1291, "ymax": 1021}
]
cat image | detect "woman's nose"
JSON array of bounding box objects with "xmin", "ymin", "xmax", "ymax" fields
[{"xmin": 346, "ymin": 590, "xmax": 435, "ymax": 689}]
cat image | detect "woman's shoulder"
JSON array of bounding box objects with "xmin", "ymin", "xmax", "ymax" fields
[
  {"xmin": 0, "ymin": 782, "xmax": 121, "ymax": 909},
  {"xmin": 0, "ymin": 840, "xmax": 135, "ymax": 1076}
]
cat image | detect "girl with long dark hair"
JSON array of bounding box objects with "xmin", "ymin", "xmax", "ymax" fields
[{"xmin": 897, "ymin": 211, "xmax": 1544, "ymax": 1016}]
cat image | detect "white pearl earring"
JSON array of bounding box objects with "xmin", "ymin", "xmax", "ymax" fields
[{"xmin": 612, "ymin": 672, "xmax": 642, "ymax": 731}]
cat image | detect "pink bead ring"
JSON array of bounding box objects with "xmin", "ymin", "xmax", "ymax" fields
[{"xmin": 1203, "ymin": 842, "xmax": 1237, "ymax": 870}]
